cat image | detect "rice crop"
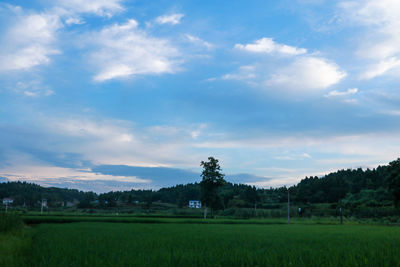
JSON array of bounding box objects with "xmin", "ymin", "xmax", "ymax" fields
[
  {"xmin": 25, "ymin": 222, "xmax": 400, "ymax": 267},
  {"xmin": 0, "ymin": 213, "xmax": 30, "ymax": 267}
]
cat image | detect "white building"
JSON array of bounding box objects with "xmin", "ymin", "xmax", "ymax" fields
[
  {"xmin": 2, "ymin": 198, "xmax": 13, "ymax": 205},
  {"xmin": 189, "ymin": 200, "xmax": 201, "ymax": 208}
]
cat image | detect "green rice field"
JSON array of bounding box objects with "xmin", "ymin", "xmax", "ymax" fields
[{"xmin": 2, "ymin": 217, "xmax": 400, "ymax": 266}]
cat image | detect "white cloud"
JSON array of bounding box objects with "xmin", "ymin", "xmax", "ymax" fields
[
  {"xmin": 266, "ymin": 56, "xmax": 346, "ymax": 90},
  {"xmin": 226, "ymin": 37, "xmax": 345, "ymax": 93},
  {"xmin": 155, "ymin": 13, "xmax": 184, "ymax": 25},
  {"xmin": 43, "ymin": 117, "xmax": 208, "ymax": 168},
  {"xmin": 360, "ymin": 57, "xmax": 400, "ymax": 80},
  {"xmin": 380, "ymin": 110, "xmax": 400, "ymax": 116},
  {"xmin": 56, "ymin": 0, "xmax": 124, "ymax": 17},
  {"xmin": 0, "ymin": 0, "xmax": 125, "ymax": 73},
  {"xmin": 14, "ymin": 80, "xmax": 55, "ymax": 97},
  {"xmin": 88, "ymin": 19, "xmax": 181, "ymax": 82},
  {"xmin": 65, "ymin": 17, "xmax": 84, "ymax": 25},
  {"xmin": 325, "ymin": 88, "xmax": 358, "ymax": 97},
  {"xmin": 53, "ymin": 118, "xmax": 136, "ymax": 144},
  {"xmin": 191, "ymin": 130, "xmax": 400, "ymax": 187},
  {"xmin": 222, "ymin": 65, "xmax": 256, "ymax": 80},
  {"xmin": 339, "ymin": 0, "xmax": 400, "ymax": 78},
  {"xmin": 0, "ymin": 11, "xmax": 62, "ymax": 72},
  {"xmin": 1, "ymin": 165, "xmax": 149, "ymax": 184},
  {"xmin": 343, "ymin": 99, "xmax": 358, "ymax": 104},
  {"xmin": 186, "ymin": 34, "xmax": 213, "ymax": 49},
  {"xmin": 193, "ymin": 132, "xmax": 400, "ymax": 162},
  {"xmin": 235, "ymin": 37, "xmax": 307, "ymax": 56},
  {"xmin": 275, "ymin": 153, "xmax": 312, "ymax": 160},
  {"xmin": 339, "ymin": 0, "xmax": 400, "ymax": 27}
]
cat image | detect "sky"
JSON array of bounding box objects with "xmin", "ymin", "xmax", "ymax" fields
[{"xmin": 1, "ymin": 0, "xmax": 400, "ymax": 193}]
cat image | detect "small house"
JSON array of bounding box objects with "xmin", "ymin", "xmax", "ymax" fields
[
  {"xmin": 65, "ymin": 201, "xmax": 75, "ymax": 207},
  {"xmin": 2, "ymin": 198, "xmax": 13, "ymax": 205},
  {"xmin": 189, "ymin": 200, "xmax": 201, "ymax": 208}
]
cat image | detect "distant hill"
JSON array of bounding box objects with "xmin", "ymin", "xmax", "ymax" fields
[{"xmin": 1, "ymin": 158, "xmax": 399, "ymax": 212}]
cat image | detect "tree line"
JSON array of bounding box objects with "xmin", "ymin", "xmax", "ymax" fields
[{"xmin": 1, "ymin": 158, "xmax": 400, "ymax": 211}]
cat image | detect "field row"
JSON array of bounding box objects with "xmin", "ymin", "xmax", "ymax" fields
[
  {"xmin": 21, "ymin": 214, "xmax": 349, "ymax": 226},
  {"xmin": 9, "ymin": 222, "xmax": 400, "ymax": 266}
]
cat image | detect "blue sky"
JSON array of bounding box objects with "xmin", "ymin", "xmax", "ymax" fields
[{"xmin": 1, "ymin": 0, "xmax": 400, "ymax": 192}]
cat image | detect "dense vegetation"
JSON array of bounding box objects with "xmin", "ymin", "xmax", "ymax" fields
[
  {"xmin": 1, "ymin": 158, "xmax": 400, "ymax": 219},
  {"xmin": 0, "ymin": 213, "xmax": 30, "ymax": 267},
  {"xmin": 10, "ymin": 222, "xmax": 400, "ymax": 266},
  {"xmin": 0, "ymin": 182, "xmax": 91, "ymax": 208},
  {"xmin": 2, "ymin": 158, "xmax": 399, "ymax": 266}
]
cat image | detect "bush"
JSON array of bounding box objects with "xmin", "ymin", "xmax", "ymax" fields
[{"xmin": 0, "ymin": 213, "xmax": 23, "ymax": 233}]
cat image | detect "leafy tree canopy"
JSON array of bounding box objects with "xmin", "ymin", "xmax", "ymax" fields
[{"xmin": 200, "ymin": 157, "xmax": 226, "ymax": 213}]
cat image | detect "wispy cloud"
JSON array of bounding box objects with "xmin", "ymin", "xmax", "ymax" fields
[
  {"xmin": 56, "ymin": 0, "xmax": 124, "ymax": 17},
  {"xmin": 86, "ymin": 19, "xmax": 181, "ymax": 82},
  {"xmin": 185, "ymin": 34, "xmax": 213, "ymax": 49},
  {"xmin": 0, "ymin": 8, "xmax": 62, "ymax": 72},
  {"xmin": 1, "ymin": 165, "xmax": 150, "ymax": 193},
  {"xmin": 65, "ymin": 17, "xmax": 84, "ymax": 25},
  {"xmin": 275, "ymin": 152, "xmax": 312, "ymax": 160},
  {"xmin": 339, "ymin": 0, "xmax": 400, "ymax": 79},
  {"xmin": 1, "ymin": 165, "xmax": 149, "ymax": 183},
  {"xmin": 155, "ymin": 13, "xmax": 184, "ymax": 25},
  {"xmin": 360, "ymin": 57, "xmax": 400, "ymax": 80},
  {"xmin": 45, "ymin": 116, "xmax": 208, "ymax": 167},
  {"xmin": 222, "ymin": 65, "xmax": 256, "ymax": 81},
  {"xmin": 15, "ymin": 80, "xmax": 55, "ymax": 97},
  {"xmin": 325, "ymin": 88, "xmax": 358, "ymax": 97},
  {"xmin": 235, "ymin": 37, "xmax": 307, "ymax": 56}
]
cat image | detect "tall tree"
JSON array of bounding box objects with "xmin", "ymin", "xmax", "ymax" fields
[
  {"xmin": 386, "ymin": 158, "xmax": 400, "ymax": 208},
  {"xmin": 200, "ymin": 157, "xmax": 225, "ymax": 218}
]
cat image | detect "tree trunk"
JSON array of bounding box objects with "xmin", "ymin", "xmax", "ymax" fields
[{"xmin": 204, "ymin": 206, "xmax": 208, "ymax": 219}]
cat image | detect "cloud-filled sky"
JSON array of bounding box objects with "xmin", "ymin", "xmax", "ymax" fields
[{"xmin": 1, "ymin": 0, "xmax": 400, "ymax": 192}]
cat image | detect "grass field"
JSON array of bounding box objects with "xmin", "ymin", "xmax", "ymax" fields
[
  {"xmin": 3, "ymin": 221, "xmax": 397, "ymax": 266},
  {"xmin": 0, "ymin": 230, "xmax": 31, "ymax": 267},
  {"xmin": 2, "ymin": 213, "xmax": 400, "ymax": 266}
]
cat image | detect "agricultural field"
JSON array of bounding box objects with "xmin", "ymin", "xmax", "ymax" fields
[{"xmin": 2, "ymin": 214, "xmax": 400, "ymax": 266}]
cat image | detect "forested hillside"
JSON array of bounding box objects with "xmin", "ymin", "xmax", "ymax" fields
[{"xmin": 1, "ymin": 158, "xmax": 400, "ymax": 211}]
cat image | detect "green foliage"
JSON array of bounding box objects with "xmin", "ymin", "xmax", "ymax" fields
[
  {"xmin": 386, "ymin": 158, "xmax": 400, "ymax": 207},
  {"xmin": 0, "ymin": 181, "xmax": 95, "ymax": 208},
  {"xmin": 0, "ymin": 230, "xmax": 31, "ymax": 267},
  {"xmin": 291, "ymin": 166, "xmax": 391, "ymax": 204},
  {"xmin": 2, "ymin": 157, "xmax": 400, "ymax": 216},
  {"xmin": 200, "ymin": 157, "xmax": 226, "ymax": 211},
  {"xmin": 0, "ymin": 213, "xmax": 30, "ymax": 267},
  {"xmin": 22, "ymin": 222, "xmax": 400, "ymax": 266},
  {"xmin": 0, "ymin": 213, "xmax": 23, "ymax": 233}
]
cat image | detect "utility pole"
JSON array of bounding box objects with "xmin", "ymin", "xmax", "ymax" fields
[{"xmin": 287, "ymin": 189, "xmax": 290, "ymax": 224}]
